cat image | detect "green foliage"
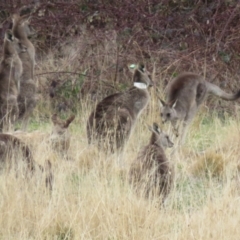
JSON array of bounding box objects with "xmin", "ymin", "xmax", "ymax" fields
[
  {"xmin": 57, "ymin": 75, "xmax": 85, "ymax": 100},
  {"xmin": 172, "ymin": 176, "xmax": 209, "ymax": 211},
  {"xmin": 118, "ymin": 82, "xmax": 129, "ymax": 91},
  {"xmin": 218, "ymin": 51, "xmax": 232, "ymax": 64},
  {"xmin": 45, "ymin": 226, "xmax": 74, "ymax": 240},
  {"xmin": 171, "ymin": 72, "xmax": 178, "ymax": 78},
  {"xmin": 68, "ymin": 172, "xmax": 83, "ymax": 189}
]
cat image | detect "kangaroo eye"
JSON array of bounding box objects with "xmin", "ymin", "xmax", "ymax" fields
[
  {"xmin": 166, "ymin": 113, "xmax": 171, "ymax": 118},
  {"xmin": 160, "ymin": 113, "xmax": 163, "ymax": 117}
]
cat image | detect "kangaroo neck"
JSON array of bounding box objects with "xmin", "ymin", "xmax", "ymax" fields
[
  {"xmin": 127, "ymin": 86, "xmax": 149, "ymax": 116},
  {"xmin": 134, "ymin": 82, "xmax": 147, "ymax": 89}
]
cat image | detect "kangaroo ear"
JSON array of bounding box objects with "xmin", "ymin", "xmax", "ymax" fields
[
  {"xmin": 148, "ymin": 122, "xmax": 161, "ymax": 134},
  {"xmin": 20, "ymin": 14, "xmax": 32, "ymax": 25},
  {"xmin": 152, "ymin": 122, "xmax": 161, "ymax": 133},
  {"xmin": 172, "ymin": 100, "xmax": 177, "ymax": 108},
  {"xmin": 158, "ymin": 98, "xmax": 166, "ymax": 107},
  {"xmin": 12, "ymin": 13, "xmax": 20, "ymax": 23},
  {"xmin": 5, "ymin": 29, "xmax": 14, "ymax": 41},
  {"xmin": 138, "ymin": 63, "xmax": 145, "ymax": 73},
  {"xmin": 147, "ymin": 124, "xmax": 153, "ymax": 132},
  {"xmin": 64, "ymin": 115, "xmax": 75, "ymax": 128}
]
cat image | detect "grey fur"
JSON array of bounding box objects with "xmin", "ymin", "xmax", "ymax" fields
[
  {"xmin": 0, "ymin": 30, "xmax": 23, "ymax": 132},
  {"xmin": 12, "ymin": 13, "xmax": 36, "ymax": 130},
  {"xmin": 129, "ymin": 122, "xmax": 174, "ymax": 201},
  {"xmin": 87, "ymin": 64, "xmax": 153, "ymax": 152},
  {"xmin": 0, "ymin": 133, "xmax": 53, "ymax": 190},
  {"xmin": 50, "ymin": 113, "xmax": 75, "ymax": 156},
  {"xmin": 159, "ymin": 72, "xmax": 240, "ymax": 144}
]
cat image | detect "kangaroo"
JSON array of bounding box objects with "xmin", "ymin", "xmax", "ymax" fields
[
  {"xmin": 12, "ymin": 13, "xmax": 36, "ymax": 130},
  {"xmin": 87, "ymin": 64, "xmax": 153, "ymax": 152},
  {"xmin": 0, "ymin": 29, "xmax": 24, "ymax": 132},
  {"xmin": 10, "ymin": 113, "xmax": 75, "ymax": 159},
  {"xmin": 129, "ymin": 122, "xmax": 174, "ymax": 201},
  {"xmin": 50, "ymin": 113, "xmax": 75, "ymax": 156},
  {"xmin": 159, "ymin": 72, "xmax": 240, "ymax": 144},
  {"xmin": 0, "ymin": 133, "xmax": 53, "ymax": 190}
]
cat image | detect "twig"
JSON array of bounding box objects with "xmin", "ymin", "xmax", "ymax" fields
[
  {"xmin": 34, "ymin": 71, "xmax": 89, "ymax": 77},
  {"xmin": 113, "ymin": 44, "xmax": 119, "ymax": 84},
  {"xmin": 216, "ymin": 2, "xmax": 240, "ymax": 53}
]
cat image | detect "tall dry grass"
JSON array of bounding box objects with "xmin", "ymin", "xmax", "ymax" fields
[
  {"xmin": 2, "ymin": 97, "xmax": 240, "ymax": 239},
  {"xmin": 1, "ymin": 37, "xmax": 240, "ymax": 239}
]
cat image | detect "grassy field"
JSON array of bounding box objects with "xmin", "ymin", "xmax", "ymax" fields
[
  {"xmin": 1, "ymin": 93, "xmax": 240, "ymax": 240},
  {"xmin": 2, "ymin": 27, "xmax": 240, "ymax": 238}
]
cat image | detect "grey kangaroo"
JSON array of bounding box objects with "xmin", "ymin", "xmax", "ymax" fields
[
  {"xmin": 129, "ymin": 122, "xmax": 174, "ymax": 201},
  {"xmin": 159, "ymin": 72, "xmax": 240, "ymax": 144},
  {"xmin": 0, "ymin": 133, "xmax": 53, "ymax": 190},
  {"xmin": 12, "ymin": 13, "xmax": 36, "ymax": 130},
  {"xmin": 0, "ymin": 29, "xmax": 24, "ymax": 132},
  {"xmin": 50, "ymin": 113, "xmax": 75, "ymax": 156},
  {"xmin": 87, "ymin": 64, "xmax": 153, "ymax": 152}
]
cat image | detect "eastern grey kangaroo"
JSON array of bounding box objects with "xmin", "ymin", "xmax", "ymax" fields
[
  {"xmin": 50, "ymin": 113, "xmax": 75, "ymax": 155},
  {"xmin": 0, "ymin": 133, "xmax": 53, "ymax": 190},
  {"xmin": 129, "ymin": 122, "xmax": 174, "ymax": 201},
  {"xmin": 159, "ymin": 72, "xmax": 240, "ymax": 144},
  {"xmin": 87, "ymin": 64, "xmax": 153, "ymax": 152},
  {"xmin": 10, "ymin": 113, "xmax": 75, "ymax": 160},
  {"xmin": 0, "ymin": 29, "xmax": 23, "ymax": 132},
  {"xmin": 12, "ymin": 13, "xmax": 36, "ymax": 130}
]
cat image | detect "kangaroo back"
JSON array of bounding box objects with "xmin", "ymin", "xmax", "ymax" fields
[
  {"xmin": 166, "ymin": 73, "xmax": 202, "ymax": 102},
  {"xmin": 12, "ymin": 13, "xmax": 35, "ymax": 79},
  {"xmin": 0, "ymin": 133, "xmax": 35, "ymax": 172},
  {"xmin": 87, "ymin": 64, "xmax": 152, "ymax": 152},
  {"xmin": 0, "ymin": 133, "xmax": 53, "ymax": 190},
  {"xmin": 0, "ymin": 30, "xmax": 23, "ymax": 131},
  {"xmin": 206, "ymin": 82, "xmax": 240, "ymax": 101},
  {"xmin": 12, "ymin": 13, "xmax": 36, "ymax": 130}
]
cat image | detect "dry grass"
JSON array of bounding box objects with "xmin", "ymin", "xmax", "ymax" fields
[
  {"xmin": 1, "ymin": 39, "xmax": 240, "ymax": 239},
  {"xmin": 1, "ymin": 99, "xmax": 240, "ymax": 239}
]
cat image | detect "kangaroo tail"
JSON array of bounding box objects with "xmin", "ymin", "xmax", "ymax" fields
[{"xmin": 206, "ymin": 82, "xmax": 240, "ymax": 101}]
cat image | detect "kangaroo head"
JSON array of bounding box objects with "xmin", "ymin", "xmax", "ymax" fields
[
  {"xmin": 51, "ymin": 113, "xmax": 75, "ymax": 136},
  {"xmin": 12, "ymin": 13, "xmax": 34, "ymax": 39},
  {"xmin": 51, "ymin": 114, "xmax": 75, "ymax": 153},
  {"xmin": 130, "ymin": 64, "xmax": 153, "ymax": 89},
  {"xmin": 148, "ymin": 122, "xmax": 174, "ymax": 148},
  {"xmin": 159, "ymin": 98, "xmax": 178, "ymax": 124}
]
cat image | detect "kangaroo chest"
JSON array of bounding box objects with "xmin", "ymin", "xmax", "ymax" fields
[{"xmin": 127, "ymin": 90, "xmax": 149, "ymax": 117}]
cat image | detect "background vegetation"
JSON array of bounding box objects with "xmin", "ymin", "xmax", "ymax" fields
[
  {"xmin": 1, "ymin": 0, "xmax": 240, "ymax": 111},
  {"xmin": 0, "ymin": 0, "xmax": 240, "ymax": 239}
]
